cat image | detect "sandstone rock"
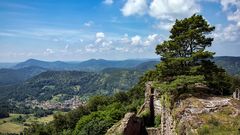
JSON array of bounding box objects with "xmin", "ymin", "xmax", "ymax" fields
[{"xmin": 105, "ymin": 112, "xmax": 147, "ymax": 135}]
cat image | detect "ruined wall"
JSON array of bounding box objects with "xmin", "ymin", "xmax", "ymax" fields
[
  {"xmin": 138, "ymin": 82, "xmax": 161, "ymax": 116},
  {"xmin": 106, "ymin": 113, "xmax": 147, "ymax": 135},
  {"xmin": 146, "ymin": 127, "xmax": 161, "ymax": 135},
  {"xmin": 233, "ymin": 88, "xmax": 240, "ymax": 100},
  {"xmin": 106, "ymin": 82, "xmax": 177, "ymax": 135},
  {"xmin": 160, "ymin": 96, "xmax": 176, "ymax": 135}
]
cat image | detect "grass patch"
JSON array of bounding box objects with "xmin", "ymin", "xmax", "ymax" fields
[
  {"xmin": 0, "ymin": 113, "xmax": 55, "ymax": 134},
  {"xmin": 197, "ymin": 106, "xmax": 240, "ymax": 135},
  {"xmin": 0, "ymin": 122, "xmax": 25, "ymax": 134},
  {"xmin": 37, "ymin": 115, "xmax": 54, "ymax": 123}
]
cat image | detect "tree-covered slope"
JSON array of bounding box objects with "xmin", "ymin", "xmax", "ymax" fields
[
  {"xmin": 0, "ymin": 69, "xmax": 142, "ymax": 102},
  {"xmin": 213, "ymin": 56, "xmax": 240, "ymax": 75},
  {"xmin": 0, "ymin": 66, "xmax": 47, "ymax": 86}
]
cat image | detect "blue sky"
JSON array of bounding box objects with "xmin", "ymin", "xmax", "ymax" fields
[{"xmin": 0, "ymin": 0, "xmax": 239, "ymax": 62}]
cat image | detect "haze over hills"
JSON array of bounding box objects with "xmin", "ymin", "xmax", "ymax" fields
[
  {"xmin": 0, "ymin": 56, "xmax": 239, "ymax": 101},
  {"xmin": 0, "ymin": 58, "xmax": 160, "ymax": 86},
  {"xmin": 213, "ymin": 56, "xmax": 240, "ymax": 75},
  {"xmin": 0, "ymin": 59, "xmax": 160, "ymax": 105},
  {"xmin": 0, "ymin": 66, "xmax": 47, "ymax": 86},
  {"xmin": 0, "ymin": 56, "xmax": 240, "ymax": 87},
  {"xmin": 11, "ymin": 58, "xmax": 158, "ymax": 71}
]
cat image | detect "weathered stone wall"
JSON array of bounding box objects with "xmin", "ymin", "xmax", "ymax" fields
[
  {"xmin": 138, "ymin": 82, "xmax": 161, "ymax": 116},
  {"xmin": 107, "ymin": 81, "xmax": 177, "ymax": 135},
  {"xmin": 146, "ymin": 127, "xmax": 161, "ymax": 135},
  {"xmin": 105, "ymin": 113, "xmax": 147, "ymax": 135},
  {"xmin": 160, "ymin": 96, "xmax": 176, "ymax": 135},
  {"xmin": 233, "ymin": 88, "xmax": 240, "ymax": 100}
]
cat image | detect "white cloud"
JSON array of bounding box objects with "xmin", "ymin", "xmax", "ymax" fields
[
  {"xmin": 211, "ymin": 0, "xmax": 240, "ymax": 44},
  {"xmin": 84, "ymin": 21, "xmax": 94, "ymax": 27},
  {"xmin": 115, "ymin": 47, "xmax": 129, "ymax": 52},
  {"xmin": 95, "ymin": 32, "xmax": 105, "ymax": 43},
  {"xmin": 103, "ymin": 0, "xmax": 113, "ymax": 5},
  {"xmin": 120, "ymin": 33, "xmax": 130, "ymax": 44},
  {"xmin": 143, "ymin": 34, "xmax": 161, "ymax": 46},
  {"xmin": 149, "ymin": 0, "xmax": 200, "ymax": 21},
  {"xmin": 44, "ymin": 48, "xmax": 54, "ymax": 55},
  {"xmin": 219, "ymin": 0, "xmax": 240, "ymax": 27},
  {"xmin": 121, "ymin": 0, "xmax": 148, "ymax": 16},
  {"xmin": 213, "ymin": 24, "xmax": 240, "ymax": 42},
  {"xmin": 85, "ymin": 44, "xmax": 97, "ymax": 53},
  {"xmin": 219, "ymin": 0, "xmax": 239, "ymax": 11},
  {"xmin": 131, "ymin": 35, "xmax": 142, "ymax": 45},
  {"xmin": 154, "ymin": 21, "xmax": 174, "ymax": 30},
  {"xmin": 102, "ymin": 40, "xmax": 113, "ymax": 47},
  {"xmin": 96, "ymin": 32, "xmax": 105, "ymax": 38}
]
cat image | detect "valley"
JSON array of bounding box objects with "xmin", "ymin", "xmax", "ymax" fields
[
  {"xmin": 0, "ymin": 57, "xmax": 240, "ymax": 134},
  {"xmin": 1, "ymin": 0, "xmax": 240, "ymax": 134}
]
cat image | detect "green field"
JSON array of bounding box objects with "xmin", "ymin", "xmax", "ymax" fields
[{"xmin": 0, "ymin": 113, "xmax": 54, "ymax": 134}]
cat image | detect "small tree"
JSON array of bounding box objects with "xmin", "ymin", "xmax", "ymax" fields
[
  {"xmin": 155, "ymin": 14, "xmax": 230, "ymax": 95},
  {"xmin": 156, "ymin": 14, "xmax": 216, "ymax": 78}
]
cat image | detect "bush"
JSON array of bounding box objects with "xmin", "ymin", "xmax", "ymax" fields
[
  {"xmin": 87, "ymin": 95, "xmax": 112, "ymax": 111},
  {"xmin": 154, "ymin": 115, "xmax": 161, "ymax": 127},
  {"xmin": 198, "ymin": 125, "xmax": 210, "ymax": 135}
]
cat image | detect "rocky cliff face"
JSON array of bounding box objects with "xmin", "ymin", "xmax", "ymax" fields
[
  {"xmin": 174, "ymin": 96, "xmax": 240, "ymax": 134},
  {"xmin": 106, "ymin": 82, "xmax": 240, "ymax": 135},
  {"xmin": 106, "ymin": 112, "xmax": 147, "ymax": 135}
]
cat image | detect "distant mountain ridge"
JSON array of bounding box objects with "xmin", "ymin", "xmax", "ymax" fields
[
  {"xmin": 0, "ymin": 56, "xmax": 240, "ymax": 88},
  {"xmin": 12, "ymin": 58, "xmax": 159, "ymax": 71},
  {"xmin": 0, "ymin": 66, "xmax": 47, "ymax": 86},
  {"xmin": 0, "ymin": 59, "xmax": 159, "ymax": 87},
  {"xmin": 13, "ymin": 59, "xmax": 75, "ymax": 70}
]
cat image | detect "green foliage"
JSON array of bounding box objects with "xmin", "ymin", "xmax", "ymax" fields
[
  {"xmin": 11, "ymin": 115, "xmax": 26, "ymax": 123},
  {"xmin": 87, "ymin": 95, "xmax": 112, "ymax": 111},
  {"xmin": 0, "ymin": 108, "xmax": 9, "ymax": 118},
  {"xmin": 139, "ymin": 109, "xmax": 150, "ymax": 118},
  {"xmin": 153, "ymin": 14, "xmax": 235, "ymax": 97},
  {"xmin": 213, "ymin": 56, "xmax": 240, "ymax": 75},
  {"xmin": 207, "ymin": 117, "xmax": 219, "ymax": 126},
  {"xmin": 0, "ymin": 70, "xmax": 142, "ymax": 103},
  {"xmin": 154, "ymin": 115, "xmax": 161, "ymax": 127},
  {"xmin": 34, "ymin": 108, "xmax": 52, "ymax": 118},
  {"xmin": 156, "ymin": 14, "xmax": 215, "ymax": 78},
  {"xmin": 23, "ymin": 86, "xmax": 143, "ymax": 135},
  {"xmin": 24, "ymin": 122, "xmax": 54, "ymax": 135},
  {"xmin": 73, "ymin": 103, "xmax": 126, "ymax": 135},
  {"xmin": 154, "ymin": 75, "xmax": 205, "ymax": 94},
  {"xmin": 52, "ymin": 106, "xmax": 90, "ymax": 132}
]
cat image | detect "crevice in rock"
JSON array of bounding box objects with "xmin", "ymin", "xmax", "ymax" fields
[{"xmin": 149, "ymin": 87, "xmax": 155, "ymax": 127}]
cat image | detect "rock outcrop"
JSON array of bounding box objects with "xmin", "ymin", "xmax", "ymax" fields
[
  {"xmin": 174, "ymin": 96, "xmax": 240, "ymax": 134},
  {"xmin": 106, "ymin": 113, "xmax": 147, "ymax": 135},
  {"xmin": 233, "ymin": 88, "xmax": 240, "ymax": 100},
  {"xmin": 138, "ymin": 82, "xmax": 161, "ymax": 118},
  {"xmin": 106, "ymin": 82, "xmax": 240, "ymax": 135},
  {"xmin": 161, "ymin": 96, "xmax": 176, "ymax": 135}
]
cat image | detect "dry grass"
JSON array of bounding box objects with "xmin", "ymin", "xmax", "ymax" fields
[
  {"xmin": 0, "ymin": 113, "xmax": 54, "ymax": 134},
  {"xmin": 0, "ymin": 122, "xmax": 25, "ymax": 133}
]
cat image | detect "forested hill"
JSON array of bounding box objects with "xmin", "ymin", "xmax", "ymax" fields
[
  {"xmin": 0, "ymin": 66, "xmax": 47, "ymax": 86},
  {"xmin": 213, "ymin": 56, "xmax": 240, "ymax": 75},
  {"xmin": 0, "ymin": 69, "xmax": 142, "ymax": 102},
  {"xmin": 0, "ymin": 59, "xmax": 159, "ymax": 86}
]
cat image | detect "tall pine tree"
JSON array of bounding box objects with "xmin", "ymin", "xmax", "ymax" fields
[{"xmin": 155, "ymin": 14, "xmax": 231, "ymax": 95}]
